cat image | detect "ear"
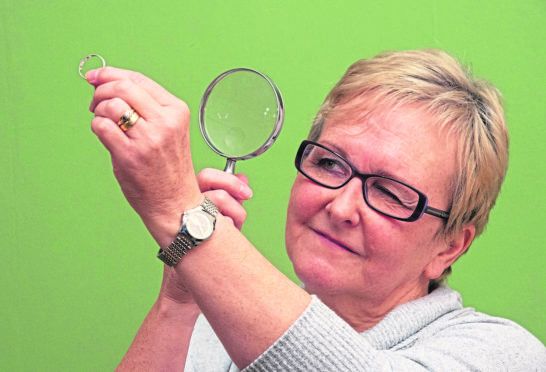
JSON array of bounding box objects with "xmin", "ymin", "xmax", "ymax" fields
[{"xmin": 424, "ymin": 224, "xmax": 476, "ymax": 280}]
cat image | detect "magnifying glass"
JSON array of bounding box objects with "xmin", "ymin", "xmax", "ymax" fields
[{"xmin": 199, "ymin": 68, "xmax": 284, "ymax": 173}]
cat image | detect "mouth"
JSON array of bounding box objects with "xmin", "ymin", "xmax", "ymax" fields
[{"xmin": 313, "ymin": 229, "xmax": 358, "ymax": 255}]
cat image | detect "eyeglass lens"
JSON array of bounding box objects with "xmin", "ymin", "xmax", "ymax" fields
[{"xmin": 299, "ymin": 143, "xmax": 421, "ymax": 219}]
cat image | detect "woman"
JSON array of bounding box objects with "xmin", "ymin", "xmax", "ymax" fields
[{"xmin": 87, "ymin": 49, "xmax": 545, "ymax": 370}]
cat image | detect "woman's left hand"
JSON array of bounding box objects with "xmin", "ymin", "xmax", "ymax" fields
[{"xmin": 87, "ymin": 67, "xmax": 202, "ymax": 248}]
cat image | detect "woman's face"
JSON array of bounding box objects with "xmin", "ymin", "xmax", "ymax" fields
[{"xmin": 286, "ymin": 105, "xmax": 458, "ymax": 320}]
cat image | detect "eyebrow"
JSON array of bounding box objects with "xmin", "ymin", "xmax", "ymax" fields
[
  {"xmin": 318, "ymin": 140, "xmax": 415, "ymax": 186},
  {"xmin": 320, "ymin": 141, "xmax": 348, "ymax": 158}
]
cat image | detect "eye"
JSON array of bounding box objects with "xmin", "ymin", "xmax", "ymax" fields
[
  {"xmin": 317, "ymin": 157, "xmax": 340, "ymax": 170},
  {"xmin": 367, "ymin": 178, "xmax": 418, "ymax": 211},
  {"xmin": 311, "ymin": 155, "xmax": 348, "ymax": 178},
  {"xmin": 376, "ymin": 185, "xmax": 404, "ymax": 204}
]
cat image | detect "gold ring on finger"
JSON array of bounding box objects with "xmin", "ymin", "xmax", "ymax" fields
[{"xmin": 118, "ymin": 108, "xmax": 140, "ymax": 132}]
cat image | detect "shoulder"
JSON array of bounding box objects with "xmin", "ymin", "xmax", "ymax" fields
[{"xmin": 407, "ymin": 288, "xmax": 546, "ymax": 371}]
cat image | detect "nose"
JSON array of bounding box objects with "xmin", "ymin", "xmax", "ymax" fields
[{"xmin": 325, "ymin": 178, "xmax": 365, "ymax": 227}]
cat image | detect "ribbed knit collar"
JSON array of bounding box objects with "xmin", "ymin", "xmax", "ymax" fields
[{"xmin": 360, "ymin": 286, "xmax": 463, "ymax": 350}]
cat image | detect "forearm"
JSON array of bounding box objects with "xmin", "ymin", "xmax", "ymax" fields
[
  {"xmin": 174, "ymin": 214, "xmax": 312, "ymax": 369},
  {"xmin": 116, "ymin": 296, "xmax": 200, "ymax": 371}
]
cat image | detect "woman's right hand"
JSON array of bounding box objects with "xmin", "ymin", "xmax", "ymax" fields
[{"xmin": 197, "ymin": 168, "xmax": 253, "ymax": 230}]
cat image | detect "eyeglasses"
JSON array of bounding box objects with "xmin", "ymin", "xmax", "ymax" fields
[{"xmin": 295, "ymin": 140, "xmax": 450, "ymax": 222}]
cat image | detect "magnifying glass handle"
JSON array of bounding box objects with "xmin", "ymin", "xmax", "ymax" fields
[{"xmin": 224, "ymin": 159, "xmax": 237, "ymax": 174}]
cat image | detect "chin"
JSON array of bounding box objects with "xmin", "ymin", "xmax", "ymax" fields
[{"xmin": 291, "ymin": 255, "xmax": 350, "ymax": 296}]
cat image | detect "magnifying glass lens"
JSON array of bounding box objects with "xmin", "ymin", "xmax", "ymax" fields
[{"xmin": 202, "ymin": 71, "xmax": 279, "ymax": 158}]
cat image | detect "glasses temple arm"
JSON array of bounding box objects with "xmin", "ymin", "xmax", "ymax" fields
[{"xmin": 424, "ymin": 206, "xmax": 450, "ymax": 220}]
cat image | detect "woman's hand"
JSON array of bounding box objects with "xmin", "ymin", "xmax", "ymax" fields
[
  {"xmin": 86, "ymin": 67, "xmax": 203, "ymax": 248},
  {"xmin": 197, "ymin": 168, "xmax": 253, "ymax": 230}
]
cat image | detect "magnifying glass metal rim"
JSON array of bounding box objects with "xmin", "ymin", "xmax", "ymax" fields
[{"xmin": 198, "ymin": 68, "xmax": 285, "ymax": 167}]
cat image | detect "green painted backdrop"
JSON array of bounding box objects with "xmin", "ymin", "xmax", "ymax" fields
[{"xmin": 1, "ymin": 0, "xmax": 544, "ymax": 370}]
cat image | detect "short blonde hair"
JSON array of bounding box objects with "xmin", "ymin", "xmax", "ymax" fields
[{"xmin": 308, "ymin": 49, "xmax": 509, "ymax": 287}]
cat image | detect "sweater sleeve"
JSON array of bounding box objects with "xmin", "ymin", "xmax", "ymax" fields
[
  {"xmin": 243, "ymin": 296, "xmax": 382, "ymax": 371},
  {"xmin": 243, "ymin": 296, "xmax": 546, "ymax": 372},
  {"xmin": 185, "ymin": 313, "xmax": 240, "ymax": 372}
]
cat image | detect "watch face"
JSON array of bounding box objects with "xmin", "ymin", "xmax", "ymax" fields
[{"xmin": 186, "ymin": 211, "xmax": 214, "ymax": 240}]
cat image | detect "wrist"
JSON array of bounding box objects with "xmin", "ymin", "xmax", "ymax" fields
[
  {"xmin": 155, "ymin": 293, "xmax": 200, "ymax": 322},
  {"xmin": 142, "ymin": 193, "xmax": 206, "ymax": 249},
  {"xmin": 157, "ymin": 196, "xmax": 219, "ymax": 267}
]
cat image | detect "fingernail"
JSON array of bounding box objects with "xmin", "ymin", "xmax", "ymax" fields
[
  {"xmin": 85, "ymin": 69, "xmax": 99, "ymax": 85},
  {"xmin": 239, "ymin": 185, "xmax": 253, "ymax": 199}
]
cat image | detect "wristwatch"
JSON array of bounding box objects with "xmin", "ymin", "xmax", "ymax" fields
[{"xmin": 157, "ymin": 197, "xmax": 218, "ymax": 267}]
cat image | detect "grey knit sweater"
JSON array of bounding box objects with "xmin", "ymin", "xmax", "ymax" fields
[{"xmin": 185, "ymin": 286, "xmax": 546, "ymax": 371}]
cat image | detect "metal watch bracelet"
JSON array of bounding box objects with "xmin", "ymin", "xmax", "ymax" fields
[{"xmin": 157, "ymin": 197, "xmax": 218, "ymax": 267}]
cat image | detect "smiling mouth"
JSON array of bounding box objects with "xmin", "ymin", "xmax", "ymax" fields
[{"xmin": 313, "ymin": 230, "xmax": 358, "ymax": 255}]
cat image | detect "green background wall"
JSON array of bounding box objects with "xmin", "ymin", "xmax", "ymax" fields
[{"xmin": 1, "ymin": 0, "xmax": 544, "ymax": 370}]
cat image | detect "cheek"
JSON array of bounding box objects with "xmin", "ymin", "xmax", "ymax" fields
[
  {"xmin": 286, "ymin": 177, "xmax": 323, "ymax": 255},
  {"xmin": 287, "ymin": 176, "xmax": 322, "ymax": 224},
  {"xmin": 371, "ymin": 223, "xmax": 441, "ymax": 274},
  {"xmin": 357, "ymin": 218, "xmax": 434, "ymax": 273}
]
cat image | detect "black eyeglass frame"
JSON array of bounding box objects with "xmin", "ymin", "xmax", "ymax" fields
[{"xmin": 295, "ymin": 140, "xmax": 450, "ymax": 222}]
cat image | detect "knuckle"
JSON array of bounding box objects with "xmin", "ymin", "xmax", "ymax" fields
[
  {"xmin": 96, "ymin": 66, "xmax": 120, "ymax": 84},
  {"xmin": 170, "ymin": 101, "xmax": 190, "ymax": 121},
  {"xmin": 95, "ymin": 66, "xmax": 111, "ymax": 82},
  {"xmin": 104, "ymin": 98, "xmax": 122, "ymax": 113},
  {"xmin": 170, "ymin": 96, "xmax": 189, "ymax": 111},
  {"xmin": 234, "ymin": 210, "xmax": 247, "ymax": 230},
  {"xmin": 215, "ymin": 189, "xmax": 231, "ymax": 203},
  {"xmin": 115, "ymin": 80, "xmax": 134, "ymax": 96},
  {"xmin": 93, "ymin": 83, "xmax": 105, "ymax": 97},
  {"xmin": 178, "ymin": 100, "xmax": 189, "ymax": 114},
  {"xmin": 199, "ymin": 168, "xmax": 215, "ymax": 181},
  {"xmin": 164, "ymin": 117, "xmax": 180, "ymax": 131},
  {"xmin": 197, "ymin": 168, "xmax": 211, "ymax": 185},
  {"xmin": 236, "ymin": 173, "xmax": 249, "ymax": 185},
  {"xmin": 90, "ymin": 117, "xmax": 110, "ymax": 136},
  {"xmin": 101, "ymin": 66, "xmax": 116, "ymax": 76},
  {"xmin": 205, "ymin": 190, "xmax": 228, "ymax": 206},
  {"xmin": 130, "ymin": 71, "xmax": 146, "ymax": 86}
]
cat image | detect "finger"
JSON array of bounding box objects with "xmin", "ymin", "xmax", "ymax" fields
[
  {"xmin": 223, "ymin": 216, "xmax": 235, "ymax": 227},
  {"xmin": 204, "ymin": 190, "xmax": 247, "ymax": 230},
  {"xmin": 93, "ymin": 98, "xmax": 147, "ymax": 138},
  {"xmin": 234, "ymin": 174, "xmax": 250, "ymax": 205},
  {"xmin": 94, "ymin": 97, "xmax": 132, "ymax": 121},
  {"xmin": 86, "ymin": 67, "xmax": 179, "ymax": 107},
  {"xmin": 90, "ymin": 116, "xmax": 130, "ymax": 157},
  {"xmin": 89, "ymin": 80, "xmax": 161, "ymax": 119},
  {"xmin": 197, "ymin": 168, "xmax": 253, "ymax": 200},
  {"xmin": 235, "ymin": 173, "xmax": 249, "ymax": 185}
]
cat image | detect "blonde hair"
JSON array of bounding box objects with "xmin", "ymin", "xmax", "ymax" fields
[{"xmin": 308, "ymin": 49, "xmax": 509, "ymax": 288}]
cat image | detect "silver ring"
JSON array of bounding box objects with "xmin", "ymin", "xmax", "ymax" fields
[{"xmin": 78, "ymin": 54, "xmax": 106, "ymax": 79}]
